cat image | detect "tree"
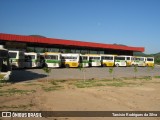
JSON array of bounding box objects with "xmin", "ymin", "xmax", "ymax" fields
[
  {"xmin": 134, "ymin": 65, "xmax": 138, "ymax": 79},
  {"xmin": 109, "ymin": 67, "xmax": 114, "ymax": 80},
  {"xmin": 148, "ymin": 65, "xmax": 155, "ymax": 80},
  {"xmin": 42, "ymin": 67, "xmax": 52, "ymax": 82},
  {"xmin": 78, "ymin": 63, "xmax": 86, "ymax": 82}
]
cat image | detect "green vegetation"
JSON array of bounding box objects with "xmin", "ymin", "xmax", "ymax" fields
[
  {"xmin": 134, "ymin": 65, "xmax": 138, "ymax": 79},
  {"xmin": 50, "ymin": 80, "xmax": 58, "ymax": 85},
  {"xmin": 42, "ymin": 80, "xmax": 63, "ymax": 92},
  {"xmin": 55, "ymin": 80, "xmax": 67, "ymax": 83},
  {"xmin": 108, "ymin": 67, "xmax": 114, "ymax": 79},
  {"xmin": 154, "ymin": 76, "xmax": 160, "ymax": 78},
  {"xmin": 134, "ymin": 52, "xmax": 160, "ymax": 65},
  {"xmin": 0, "ymin": 88, "xmax": 36, "ymax": 96},
  {"xmin": 42, "ymin": 67, "xmax": 52, "ymax": 81},
  {"xmin": 78, "ymin": 63, "xmax": 86, "ymax": 82},
  {"xmin": 0, "ymin": 74, "xmax": 5, "ymax": 80},
  {"xmin": 74, "ymin": 79, "xmax": 136, "ymax": 88},
  {"xmin": 74, "ymin": 80, "xmax": 101, "ymax": 88},
  {"xmin": 29, "ymin": 35, "xmax": 46, "ymax": 38},
  {"xmin": 42, "ymin": 86, "xmax": 62, "ymax": 92}
]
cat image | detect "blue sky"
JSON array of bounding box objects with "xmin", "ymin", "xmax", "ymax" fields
[{"xmin": 0, "ymin": 0, "xmax": 160, "ymax": 54}]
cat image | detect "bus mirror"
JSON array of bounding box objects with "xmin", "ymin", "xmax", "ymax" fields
[{"xmin": 10, "ymin": 59, "xmax": 12, "ymax": 63}]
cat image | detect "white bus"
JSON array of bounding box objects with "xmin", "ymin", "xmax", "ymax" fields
[
  {"xmin": 117, "ymin": 55, "xmax": 134, "ymax": 67},
  {"xmin": 101, "ymin": 54, "xmax": 115, "ymax": 67},
  {"xmin": 61, "ymin": 53, "xmax": 80, "ymax": 68},
  {"xmin": 24, "ymin": 52, "xmax": 41, "ymax": 68},
  {"xmin": 145, "ymin": 57, "xmax": 154, "ymax": 67},
  {"xmin": 0, "ymin": 45, "xmax": 11, "ymax": 80},
  {"xmin": 114, "ymin": 56, "xmax": 127, "ymax": 67},
  {"xmin": 87, "ymin": 54, "xmax": 101, "ymax": 67},
  {"xmin": 9, "ymin": 50, "xmax": 25, "ymax": 69},
  {"xmin": 132, "ymin": 57, "xmax": 146, "ymax": 66},
  {"xmin": 44, "ymin": 52, "xmax": 61, "ymax": 68},
  {"xmin": 80, "ymin": 54, "xmax": 89, "ymax": 67}
]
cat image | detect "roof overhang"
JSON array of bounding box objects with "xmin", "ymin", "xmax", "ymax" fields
[{"xmin": 0, "ymin": 33, "xmax": 145, "ymax": 52}]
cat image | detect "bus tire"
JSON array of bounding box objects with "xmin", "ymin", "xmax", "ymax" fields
[
  {"xmin": 44, "ymin": 63, "xmax": 48, "ymax": 68},
  {"xmin": 131, "ymin": 64, "xmax": 135, "ymax": 67},
  {"xmin": 65, "ymin": 64, "xmax": 70, "ymax": 68},
  {"xmin": 115, "ymin": 64, "xmax": 119, "ymax": 67},
  {"xmin": 103, "ymin": 64, "xmax": 106, "ymax": 67}
]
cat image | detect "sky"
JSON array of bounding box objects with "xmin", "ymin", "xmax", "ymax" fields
[{"xmin": 0, "ymin": 0, "xmax": 160, "ymax": 54}]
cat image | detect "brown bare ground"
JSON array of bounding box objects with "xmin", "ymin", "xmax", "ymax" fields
[{"xmin": 0, "ymin": 77, "xmax": 160, "ymax": 120}]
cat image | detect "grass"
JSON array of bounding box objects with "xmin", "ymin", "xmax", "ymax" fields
[
  {"xmin": 74, "ymin": 79, "xmax": 136, "ymax": 88},
  {"xmin": 42, "ymin": 80, "xmax": 64, "ymax": 92},
  {"xmin": 24, "ymin": 83, "xmax": 43, "ymax": 86},
  {"xmin": 0, "ymin": 74, "xmax": 5, "ymax": 80},
  {"xmin": 154, "ymin": 76, "xmax": 160, "ymax": 78},
  {"xmin": 42, "ymin": 85, "xmax": 63, "ymax": 92},
  {"xmin": 106, "ymin": 82, "xmax": 135, "ymax": 87},
  {"xmin": 55, "ymin": 80, "xmax": 67, "ymax": 83},
  {"xmin": 0, "ymin": 88, "xmax": 36, "ymax": 96},
  {"xmin": 0, "ymin": 80, "xmax": 7, "ymax": 83},
  {"xmin": 50, "ymin": 80, "xmax": 58, "ymax": 85}
]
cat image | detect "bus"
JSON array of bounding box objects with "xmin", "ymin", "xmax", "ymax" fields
[
  {"xmin": 117, "ymin": 55, "xmax": 134, "ymax": 67},
  {"xmin": 132, "ymin": 57, "xmax": 146, "ymax": 66},
  {"xmin": 114, "ymin": 56, "xmax": 127, "ymax": 67},
  {"xmin": 0, "ymin": 45, "xmax": 11, "ymax": 80},
  {"xmin": 87, "ymin": 54, "xmax": 101, "ymax": 67},
  {"xmin": 24, "ymin": 52, "xmax": 41, "ymax": 68},
  {"xmin": 80, "ymin": 54, "xmax": 89, "ymax": 67},
  {"xmin": 61, "ymin": 53, "xmax": 80, "ymax": 68},
  {"xmin": 43, "ymin": 52, "xmax": 61, "ymax": 68},
  {"xmin": 145, "ymin": 57, "xmax": 154, "ymax": 67},
  {"xmin": 9, "ymin": 50, "xmax": 25, "ymax": 69},
  {"xmin": 101, "ymin": 54, "xmax": 115, "ymax": 67}
]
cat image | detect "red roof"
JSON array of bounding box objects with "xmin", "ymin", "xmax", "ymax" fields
[{"xmin": 0, "ymin": 33, "xmax": 144, "ymax": 52}]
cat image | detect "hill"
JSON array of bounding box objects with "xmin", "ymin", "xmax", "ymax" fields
[
  {"xmin": 29, "ymin": 35, "xmax": 46, "ymax": 38},
  {"xmin": 133, "ymin": 52, "xmax": 160, "ymax": 64}
]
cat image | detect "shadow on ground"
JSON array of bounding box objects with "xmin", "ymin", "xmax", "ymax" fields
[{"xmin": 10, "ymin": 69, "xmax": 47, "ymax": 83}]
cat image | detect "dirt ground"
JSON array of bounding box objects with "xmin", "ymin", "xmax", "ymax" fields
[{"xmin": 0, "ymin": 77, "xmax": 160, "ymax": 120}]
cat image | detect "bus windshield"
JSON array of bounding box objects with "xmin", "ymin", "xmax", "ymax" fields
[
  {"xmin": 147, "ymin": 58, "xmax": 153, "ymax": 61},
  {"xmin": 135, "ymin": 58, "xmax": 145, "ymax": 61},
  {"xmin": 81, "ymin": 56, "xmax": 88, "ymax": 60},
  {"xmin": 0, "ymin": 50, "xmax": 8, "ymax": 58},
  {"xmin": 28, "ymin": 55, "xmax": 36, "ymax": 59},
  {"xmin": 115, "ymin": 57, "xmax": 125, "ymax": 60},
  {"xmin": 9, "ymin": 52, "xmax": 17, "ymax": 58},
  {"xmin": 45, "ymin": 55, "xmax": 58, "ymax": 60},
  {"xmin": 101, "ymin": 56, "xmax": 113, "ymax": 60},
  {"xmin": 90, "ymin": 57, "xmax": 100, "ymax": 60}
]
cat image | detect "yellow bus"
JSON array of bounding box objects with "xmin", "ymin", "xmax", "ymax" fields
[
  {"xmin": 61, "ymin": 53, "xmax": 80, "ymax": 68},
  {"xmin": 100, "ymin": 54, "xmax": 115, "ymax": 67},
  {"xmin": 145, "ymin": 57, "xmax": 154, "ymax": 67},
  {"xmin": 118, "ymin": 55, "xmax": 135, "ymax": 66}
]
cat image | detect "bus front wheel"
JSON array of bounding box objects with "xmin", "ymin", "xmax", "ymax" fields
[
  {"xmin": 102, "ymin": 64, "xmax": 106, "ymax": 67},
  {"xmin": 115, "ymin": 64, "xmax": 119, "ymax": 67},
  {"xmin": 65, "ymin": 64, "xmax": 70, "ymax": 68}
]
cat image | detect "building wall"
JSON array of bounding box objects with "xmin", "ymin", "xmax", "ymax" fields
[{"xmin": 1, "ymin": 41, "xmax": 133, "ymax": 55}]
